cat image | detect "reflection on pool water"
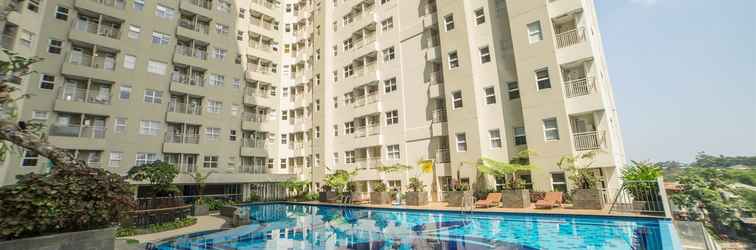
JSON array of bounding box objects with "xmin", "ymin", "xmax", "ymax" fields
[{"xmin": 156, "ymin": 203, "xmax": 679, "ymax": 250}]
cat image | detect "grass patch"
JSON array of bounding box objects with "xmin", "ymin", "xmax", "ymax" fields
[{"xmin": 116, "ymin": 217, "xmax": 197, "ymax": 237}]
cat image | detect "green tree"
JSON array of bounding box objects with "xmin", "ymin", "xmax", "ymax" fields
[
  {"xmin": 672, "ymin": 167, "xmax": 744, "ymax": 239},
  {"xmin": 127, "ymin": 161, "xmax": 179, "ymax": 198},
  {"xmin": 476, "ymin": 150, "xmax": 537, "ymax": 190},
  {"xmin": 557, "ymin": 150, "xmax": 600, "ymax": 189},
  {"xmin": 323, "ymin": 170, "xmax": 356, "ymax": 194},
  {"xmin": 622, "ymin": 161, "xmax": 663, "ymax": 201},
  {"xmin": 282, "ymin": 178, "xmax": 311, "ymax": 198},
  {"xmin": 190, "ymin": 170, "xmax": 214, "ymax": 204}
]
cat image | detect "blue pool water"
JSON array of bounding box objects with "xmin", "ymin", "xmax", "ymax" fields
[{"xmin": 156, "ymin": 203, "xmax": 680, "ymax": 250}]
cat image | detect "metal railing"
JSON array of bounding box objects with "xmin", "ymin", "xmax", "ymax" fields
[
  {"xmin": 436, "ymin": 149, "xmax": 451, "ymax": 163},
  {"xmin": 555, "ymin": 28, "xmax": 584, "ymax": 49},
  {"xmin": 90, "ymin": 0, "xmax": 126, "ymax": 9},
  {"xmin": 432, "ymin": 109, "xmax": 447, "ymax": 123},
  {"xmin": 67, "ymin": 51, "xmax": 116, "ymax": 70},
  {"xmin": 59, "ymin": 87, "xmax": 111, "ymax": 104},
  {"xmin": 168, "ymin": 102, "xmax": 202, "ymax": 115},
  {"xmin": 74, "ymin": 20, "xmax": 121, "ymax": 39},
  {"xmin": 243, "ymin": 112, "xmax": 267, "ymax": 123},
  {"xmin": 609, "ymin": 178, "xmax": 670, "ymax": 216},
  {"xmin": 175, "ymin": 45, "xmax": 208, "ymax": 60},
  {"xmin": 188, "ymin": 0, "xmax": 212, "ymax": 9},
  {"xmin": 165, "ymin": 134, "xmax": 200, "ymax": 144},
  {"xmin": 573, "ymin": 131, "xmax": 602, "ymax": 151},
  {"xmin": 564, "ymin": 77, "xmax": 595, "ymax": 98},
  {"xmin": 171, "ymin": 73, "xmax": 205, "ymax": 87},
  {"xmin": 427, "ymin": 71, "xmax": 444, "ymax": 84},
  {"xmin": 176, "ymin": 163, "xmax": 197, "ymax": 173},
  {"xmin": 242, "ymin": 138, "xmax": 268, "ymax": 148},
  {"xmin": 178, "ymin": 19, "xmax": 210, "ymax": 34},
  {"xmin": 354, "ymin": 158, "xmax": 382, "ymax": 170},
  {"xmin": 251, "ymin": 0, "xmax": 278, "ymax": 9},
  {"xmin": 49, "ymin": 125, "xmax": 106, "ymax": 139},
  {"xmin": 240, "ymin": 165, "xmax": 267, "ymax": 174}
]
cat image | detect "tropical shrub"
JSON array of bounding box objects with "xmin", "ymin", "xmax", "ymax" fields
[
  {"xmin": 408, "ymin": 177, "xmax": 425, "ymax": 192},
  {"xmin": 0, "ymin": 167, "xmax": 134, "ymax": 240},
  {"xmin": 115, "ymin": 217, "xmax": 197, "ymax": 237},
  {"xmin": 372, "ymin": 182, "xmax": 387, "ymax": 192},
  {"xmin": 476, "ymin": 150, "xmax": 536, "ymax": 190},
  {"xmin": 127, "ymin": 161, "xmax": 179, "ymax": 197},
  {"xmin": 557, "ymin": 151, "xmax": 600, "ymax": 189},
  {"xmin": 282, "ymin": 178, "xmax": 311, "ymax": 198},
  {"xmin": 622, "ymin": 161, "xmax": 663, "ymax": 201},
  {"xmin": 323, "ymin": 170, "xmax": 356, "ymax": 194}
]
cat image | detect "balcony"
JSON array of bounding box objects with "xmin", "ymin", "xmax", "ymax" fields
[
  {"xmin": 55, "ymin": 86, "xmax": 112, "ymax": 115},
  {"xmin": 174, "ymin": 45, "xmax": 208, "ymax": 66},
  {"xmin": 354, "ymin": 158, "xmax": 382, "ymax": 170},
  {"xmin": 180, "ymin": 0, "xmax": 213, "ymax": 18},
  {"xmin": 70, "ymin": 18, "xmax": 122, "ymax": 49},
  {"xmin": 170, "ymin": 73, "xmax": 205, "ymax": 96},
  {"xmin": 240, "ymin": 165, "xmax": 267, "ymax": 174},
  {"xmin": 165, "ymin": 134, "xmax": 200, "ymax": 144},
  {"xmin": 48, "ymin": 124, "xmax": 107, "ymax": 149},
  {"xmin": 432, "ymin": 109, "xmax": 447, "ymax": 123},
  {"xmin": 353, "ymin": 94, "xmax": 379, "ymax": 108},
  {"xmin": 435, "ymin": 149, "xmax": 451, "ymax": 163},
  {"xmin": 62, "ymin": 50, "xmax": 118, "ymax": 82},
  {"xmin": 563, "ymin": 77, "xmax": 596, "ymax": 98},
  {"xmin": 555, "ymin": 28, "xmax": 585, "ymax": 49},
  {"xmin": 177, "ymin": 19, "xmax": 210, "ymax": 41},
  {"xmin": 573, "ymin": 130, "xmax": 604, "ymax": 151},
  {"xmin": 241, "ymin": 139, "xmax": 271, "ymax": 156},
  {"xmin": 245, "ymin": 64, "xmax": 278, "ymax": 84},
  {"xmin": 74, "ymin": 0, "xmax": 126, "ymax": 20},
  {"xmin": 355, "ymin": 124, "xmax": 381, "ymax": 138}
]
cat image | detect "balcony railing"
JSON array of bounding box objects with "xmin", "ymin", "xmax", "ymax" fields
[
  {"xmin": 1, "ymin": 34, "xmax": 14, "ymax": 50},
  {"xmin": 177, "ymin": 163, "xmax": 197, "ymax": 173},
  {"xmin": 251, "ymin": 0, "xmax": 277, "ymax": 9},
  {"xmin": 165, "ymin": 134, "xmax": 200, "ymax": 144},
  {"xmin": 243, "ymin": 113, "xmax": 267, "ymax": 123},
  {"xmin": 59, "ymin": 87, "xmax": 112, "ymax": 104},
  {"xmin": 68, "ymin": 52, "xmax": 116, "ymax": 71},
  {"xmin": 428, "ymin": 71, "xmax": 444, "ymax": 84},
  {"xmin": 188, "ymin": 0, "xmax": 212, "ymax": 9},
  {"xmin": 242, "ymin": 139, "xmax": 268, "ymax": 148},
  {"xmin": 354, "ymin": 158, "xmax": 381, "ymax": 170},
  {"xmin": 246, "ymin": 89, "xmax": 271, "ymax": 98},
  {"xmin": 555, "ymin": 28, "xmax": 584, "ymax": 49},
  {"xmin": 171, "ymin": 73, "xmax": 205, "ymax": 87},
  {"xmin": 432, "ymin": 109, "xmax": 447, "ymax": 123},
  {"xmin": 249, "ymin": 19, "xmax": 276, "ymax": 30},
  {"xmin": 436, "ymin": 149, "xmax": 450, "ymax": 163},
  {"xmin": 74, "ymin": 20, "xmax": 121, "ymax": 39},
  {"xmin": 573, "ymin": 131, "xmax": 603, "ymax": 151},
  {"xmin": 247, "ymin": 64, "xmax": 275, "ymax": 75},
  {"xmin": 563, "ymin": 77, "xmax": 595, "ymax": 98},
  {"xmin": 89, "ymin": 0, "xmax": 126, "ymax": 9},
  {"xmin": 49, "ymin": 125, "xmax": 106, "ymax": 139},
  {"xmin": 240, "ymin": 165, "xmax": 266, "ymax": 174},
  {"xmin": 175, "ymin": 46, "xmax": 208, "ymax": 60},
  {"xmin": 353, "ymin": 94, "xmax": 379, "ymax": 107},
  {"xmin": 355, "ymin": 124, "xmax": 380, "ymax": 138},
  {"xmin": 178, "ymin": 20, "xmax": 210, "ymax": 34},
  {"xmin": 168, "ymin": 102, "xmax": 202, "ymax": 115}
]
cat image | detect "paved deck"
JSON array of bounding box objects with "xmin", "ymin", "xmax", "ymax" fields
[{"xmin": 119, "ymin": 214, "xmax": 230, "ymax": 244}]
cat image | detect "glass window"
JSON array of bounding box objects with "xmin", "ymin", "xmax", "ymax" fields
[
  {"xmin": 114, "ymin": 118, "xmax": 127, "ymax": 134},
  {"xmin": 384, "ymin": 78, "xmax": 397, "ymax": 93},
  {"xmin": 143, "ymin": 89, "xmax": 162, "ymax": 104},
  {"xmin": 448, "ymin": 51, "xmax": 459, "ymax": 69},
  {"xmin": 489, "ymin": 129, "xmax": 502, "ymax": 148},
  {"xmin": 151, "ymin": 32, "xmax": 171, "ymax": 45},
  {"xmin": 109, "ymin": 152, "xmax": 123, "ymax": 167},
  {"xmin": 203, "ymin": 156, "xmax": 219, "ymax": 168},
  {"xmin": 507, "ymin": 81, "xmax": 520, "ymax": 99},
  {"xmin": 55, "ymin": 6, "xmax": 69, "ymax": 21},
  {"xmin": 133, "ymin": 0, "xmax": 145, "ymax": 11},
  {"xmin": 527, "ymin": 21, "xmax": 543, "ymax": 44},
  {"xmin": 543, "ymin": 118, "xmax": 559, "ymax": 140},
  {"xmin": 444, "ymin": 14, "xmax": 454, "ymax": 31},
  {"xmin": 514, "ymin": 126, "xmax": 527, "ymax": 145},
  {"xmin": 205, "ymin": 127, "xmax": 220, "ymax": 140},
  {"xmin": 207, "ymin": 100, "xmax": 223, "ymax": 113},
  {"xmin": 536, "ymin": 68, "xmax": 551, "ymax": 90},
  {"xmin": 474, "ymin": 8, "xmax": 485, "ymax": 25},
  {"xmin": 39, "ymin": 74, "xmax": 55, "ymax": 90},
  {"xmin": 48, "ymin": 39, "xmax": 63, "ymax": 54},
  {"xmin": 123, "ymin": 54, "xmax": 136, "ymax": 69},
  {"xmin": 31, "ymin": 110, "xmax": 49, "ymax": 120},
  {"xmin": 147, "ymin": 60, "xmax": 167, "ymax": 75},
  {"xmin": 155, "ymin": 4, "xmax": 176, "ymax": 19},
  {"xmin": 455, "ymin": 133, "xmax": 467, "ymax": 152},
  {"xmin": 119, "ymin": 85, "xmax": 131, "ymax": 99},
  {"xmin": 383, "ymin": 47, "xmax": 395, "ymax": 62},
  {"xmin": 551, "ymin": 172, "xmax": 567, "ymax": 192},
  {"xmin": 452, "ymin": 91, "xmax": 463, "ymax": 109},
  {"xmin": 381, "ymin": 17, "xmax": 394, "ymax": 31},
  {"xmin": 21, "ymin": 151, "xmax": 39, "ymax": 167},
  {"xmin": 387, "ymin": 145, "xmax": 400, "ymax": 160},
  {"xmin": 128, "ymin": 25, "xmax": 140, "ymax": 39},
  {"xmin": 386, "ymin": 110, "xmax": 399, "ymax": 125},
  {"xmin": 135, "ymin": 153, "xmax": 159, "ymax": 166},
  {"xmin": 139, "ymin": 120, "xmax": 161, "ymax": 135},
  {"xmin": 479, "ymin": 46, "xmax": 491, "ymax": 63},
  {"xmin": 484, "ymin": 86, "xmax": 496, "ymax": 104}
]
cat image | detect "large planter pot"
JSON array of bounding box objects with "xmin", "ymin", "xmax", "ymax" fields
[
  {"xmin": 370, "ymin": 192, "xmax": 392, "ymax": 205},
  {"xmin": 193, "ymin": 204, "xmax": 210, "ymax": 216},
  {"xmin": 0, "ymin": 227, "xmax": 115, "ymax": 250},
  {"xmin": 406, "ymin": 192, "xmax": 429, "ymax": 206},
  {"xmin": 445, "ymin": 191, "xmax": 473, "ymax": 207},
  {"xmin": 501, "ymin": 189, "xmax": 531, "ymax": 208},
  {"xmin": 318, "ymin": 191, "xmax": 338, "ymax": 203},
  {"xmin": 220, "ymin": 205, "xmax": 238, "ymax": 217},
  {"xmin": 572, "ymin": 189, "xmax": 605, "ymax": 210}
]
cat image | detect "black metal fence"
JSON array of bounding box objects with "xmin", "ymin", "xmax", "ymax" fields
[{"xmin": 608, "ymin": 178, "xmax": 670, "ymax": 216}]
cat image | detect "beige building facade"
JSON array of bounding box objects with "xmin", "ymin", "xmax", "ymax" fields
[{"xmin": 0, "ymin": 0, "xmax": 625, "ymax": 201}]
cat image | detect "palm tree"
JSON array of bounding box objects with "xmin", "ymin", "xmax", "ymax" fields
[
  {"xmin": 475, "ymin": 150, "xmax": 537, "ymax": 190},
  {"xmin": 556, "ymin": 150, "xmax": 600, "ymax": 189}
]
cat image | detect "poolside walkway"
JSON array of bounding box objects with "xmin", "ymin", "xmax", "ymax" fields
[{"xmin": 119, "ymin": 214, "xmax": 231, "ymax": 244}]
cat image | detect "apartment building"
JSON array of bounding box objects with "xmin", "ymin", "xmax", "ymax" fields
[{"xmin": 0, "ymin": 0, "xmax": 625, "ymax": 202}]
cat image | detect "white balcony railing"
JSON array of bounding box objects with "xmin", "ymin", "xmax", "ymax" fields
[
  {"xmin": 432, "ymin": 109, "xmax": 447, "ymax": 123},
  {"xmin": 165, "ymin": 134, "xmax": 200, "ymax": 144},
  {"xmin": 573, "ymin": 131, "xmax": 603, "ymax": 151},
  {"xmin": 168, "ymin": 102, "xmax": 202, "ymax": 115},
  {"xmin": 59, "ymin": 87, "xmax": 111, "ymax": 104},
  {"xmin": 171, "ymin": 73, "xmax": 205, "ymax": 87},
  {"xmin": 555, "ymin": 28, "xmax": 584, "ymax": 49},
  {"xmin": 49, "ymin": 125, "xmax": 106, "ymax": 139},
  {"xmin": 90, "ymin": 0, "xmax": 126, "ymax": 9},
  {"xmin": 563, "ymin": 77, "xmax": 595, "ymax": 98},
  {"xmin": 436, "ymin": 149, "xmax": 450, "ymax": 163}
]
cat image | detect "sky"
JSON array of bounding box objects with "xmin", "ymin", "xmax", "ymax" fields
[{"xmin": 593, "ymin": 0, "xmax": 756, "ymax": 162}]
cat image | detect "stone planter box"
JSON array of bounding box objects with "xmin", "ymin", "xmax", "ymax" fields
[
  {"xmin": 501, "ymin": 189, "xmax": 530, "ymax": 208},
  {"xmin": 406, "ymin": 192, "xmax": 428, "ymax": 206},
  {"xmin": 572, "ymin": 189, "xmax": 605, "ymax": 210},
  {"xmin": 220, "ymin": 205, "xmax": 238, "ymax": 217},
  {"xmin": 445, "ymin": 191, "xmax": 473, "ymax": 207},
  {"xmin": 0, "ymin": 227, "xmax": 115, "ymax": 250},
  {"xmin": 318, "ymin": 191, "xmax": 338, "ymax": 203},
  {"xmin": 193, "ymin": 204, "xmax": 210, "ymax": 216},
  {"xmin": 370, "ymin": 192, "xmax": 392, "ymax": 205}
]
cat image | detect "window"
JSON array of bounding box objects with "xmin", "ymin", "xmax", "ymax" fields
[
  {"xmin": 536, "ymin": 68, "xmax": 551, "ymax": 90},
  {"xmin": 489, "ymin": 129, "xmax": 502, "ymax": 148},
  {"xmin": 444, "ymin": 14, "xmax": 455, "ymax": 31},
  {"xmin": 114, "ymin": 118, "xmax": 127, "ymax": 134},
  {"xmin": 344, "ymin": 122, "xmax": 354, "ymax": 134},
  {"xmin": 232, "ymin": 78, "xmax": 241, "ymax": 89},
  {"xmin": 207, "ymin": 100, "xmax": 223, "ymax": 113},
  {"xmin": 381, "ymin": 0, "xmax": 392, "ymax": 4},
  {"xmin": 507, "ymin": 82, "xmax": 520, "ymax": 99},
  {"xmin": 514, "ymin": 126, "xmax": 527, "ymax": 145},
  {"xmin": 484, "ymin": 86, "xmax": 496, "ymax": 104},
  {"xmin": 139, "ymin": 121, "xmax": 161, "ymax": 136},
  {"xmin": 155, "ymin": 4, "xmax": 176, "ymax": 19},
  {"xmin": 231, "ymin": 104, "xmax": 240, "ymax": 116},
  {"xmin": 474, "ymin": 8, "xmax": 485, "ymax": 25},
  {"xmin": 215, "ymin": 23, "xmax": 229, "ymax": 35},
  {"xmin": 151, "ymin": 32, "xmax": 170, "ymax": 45},
  {"xmin": 281, "ymin": 134, "xmax": 288, "ymax": 144},
  {"xmin": 21, "ymin": 151, "xmax": 39, "ymax": 167},
  {"xmin": 123, "ymin": 54, "xmax": 136, "ymax": 69},
  {"xmin": 229, "ymin": 130, "xmax": 237, "ymax": 141},
  {"xmin": 333, "ymin": 97, "xmax": 338, "ymax": 108},
  {"xmin": 236, "ymin": 31, "xmax": 243, "ymax": 41},
  {"xmin": 55, "ymin": 6, "xmax": 69, "ymax": 21},
  {"xmin": 108, "ymin": 152, "xmax": 123, "ymax": 167},
  {"xmin": 213, "ymin": 48, "xmax": 227, "ymax": 60},
  {"xmin": 384, "ymin": 78, "xmax": 397, "ymax": 93},
  {"xmin": 18, "ymin": 30, "xmax": 33, "ymax": 47},
  {"xmin": 387, "ymin": 145, "xmax": 400, "ymax": 160},
  {"xmin": 382, "ymin": 47, "xmax": 395, "ymax": 62},
  {"xmin": 205, "ymin": 127, "xmax": 220, "ymax": 140},
  {"xmin": 39, "ymin": 74, "xmax": 55, "ymax": 90},
  {"xmin": 344, "ymin": 65, "xmax": 353, "ymax": 78},
  {"xmin": 451, "ymin": 91, "xmax": 463, "ymax": 109},
  {"xmin": 551, "ymin": 172, "xmax": 567, "ymax": 192},
  {"xmin": 543, "ymin": 118, "xmax": 559, "ymax": 140},
  {"xmin": 333, "ymin": 125, "xmax": 339, "ymax": 136},
  {"xmin": 133, "ymin": 0, "xmax": 145, "ymax": 11},
  {"xmin": 119, "ymin": 85, "xmax": 131, "ymax": 99},
  {"xmin": 448, "ymin": 51, "xmax": 459, "ymax": 69},
  {"xmin": 479, "ymin": 46, "xmax": 491, "ymax": 63},
  {"xmin": 217, "ymin": 0, "xmax": 232, "ymax": 13},
  {"xmin": 527, "ymin": 21, "xmax": 543, "ymax": 44},
  {"xmin": 455, "ymin": 133, "xmax": 467, "ymax": 152},
  {"xmin": 147, "ymin": 60, "xmax": 167, "ymax": 75},
  {"xmin": 48, "ymin": 39, "xmax": 63, "ymax": 54},
  {"xmin": 128, "ymin": 25, "xmax": 141, "ymax": 39},
  {"xmin": 345, "ymin": 151, "xmax": 355, "ymax": 163},
  {"xmin": 280, "ymin": 159, "xmax": 287, "ymax": 169},
  {"xmin": 208, "ymin": 74, "xmax": 224, "ymax": 86},
  {"xmin": 386, "ymin": 110, "xmax": 399, "ymax": 125},
  {"xmin": 143, "ymin": 89, "xmax": 162, "ymax": 104},
  {"xmin": 31, "ymin": 110, "xmax": 49, "ymax": 120},
  {"xmin": 381, "ymin": 17, "xmax": 394, "ymax": 31},
  {"xmin": 136, "ymin": 153, "xmax": 159, "ymax": 166},
  {"xmin": 203, "ymin": 156, "xmax": 219, "ymax": 168}
]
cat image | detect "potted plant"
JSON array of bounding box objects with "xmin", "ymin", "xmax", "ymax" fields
[
  {"xmin": 476, "ymin": 150, "xmax": 536, "ymax": 208},
  {"xmin": 370, "ymin": 182, "xmax": 392, "ymax": 205},
  {"xmin": 558, "ymin": 151, "xmax": 604, "ymax": 209},
  {"xmin": 318, "ymin": 185, "xmax": 337, "ymax": 203},
  {"xmin": 190, "ymin": 170, "xmax": 213, "ymax": 216},
  {"xmin": 622, "ymin": 161, "xmax": 663, "ymax": 210},
  {"xmin": 444, "ymin": 179, "xmax": 472, "ymax": 206},
  {"xmin": 283, "ymin": 178, "xmax": 311, "ymax": 201},
  {"xmin": 406, "ymin": 177, "xmax": 429, "ymax": 206},
  {"xmin": 320, "ymin": 170, "xmax": 355, "ymax": 203}
]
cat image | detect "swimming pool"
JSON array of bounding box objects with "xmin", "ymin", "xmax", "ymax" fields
[{"xmin": 156, "ymin": 203, "xmax": 680, "ymax": 249}]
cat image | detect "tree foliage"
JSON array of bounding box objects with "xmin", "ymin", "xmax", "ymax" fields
[
  {"xmin": 323, "ymin": 170, "xmax": 356, "ymax": 194},
  {"xmin": 691, "ymin": 152, "xmax": 756, "ymax": 168},
  {"xmin": 282, "ymin": 178, "xmax": 311, "ymax": 198},
  {"xmin": 557, "ymin": 150, "xmax": 600, "ymax": 189},
  {"xmin": 407, "ymin": 177, "xmax": 425, "ymax": 192},
  {"xmin": 622, "ymin": 161, "xmax": 663, "ymax": 201},
  {"xmin": 475, "ymin": 150, "xmax": 536, "ymax": 190},
  {"xmin": 127, "ymin": 161, "xmax": 179, "ymax": 197}
]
